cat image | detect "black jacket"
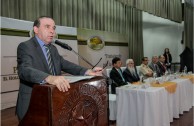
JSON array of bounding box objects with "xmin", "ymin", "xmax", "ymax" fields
[
  {"xmin": 123, "ymin": 67, "xmax": 140, "ymax": 83},
  {"xmin": 110, "ymin": 67, "xmax": 127, "ymax": 94},
  {"xmin": 157, "ymin": 61, "xmax": 166, "ymax": 75}
]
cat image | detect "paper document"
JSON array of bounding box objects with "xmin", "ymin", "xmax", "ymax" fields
[{"xmin": 64, "ymin": 76, "xmax": 94, "ymax": 83}]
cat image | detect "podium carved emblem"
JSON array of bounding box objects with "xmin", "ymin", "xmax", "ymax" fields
[{"xmin": 57, "ymin": 81, "xmax": 106, "ymax": 126}]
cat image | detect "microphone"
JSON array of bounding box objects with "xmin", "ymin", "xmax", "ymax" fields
[
  {"xmin": 54, "ymin": 40, "xmax": 101, "ymax": 69},
  {"xmin": 55, "ymin": 40, "xmax": 72, "ymax": 51}
]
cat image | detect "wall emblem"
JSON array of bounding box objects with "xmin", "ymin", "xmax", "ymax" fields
[{"xmin": 87, "ymin": 36, "xmax": 104, "ymax": 50}]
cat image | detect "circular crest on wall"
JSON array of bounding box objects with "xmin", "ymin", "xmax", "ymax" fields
[{"xmin": 87, "ymin": 36, "xmax": 105, "ymax": 50}]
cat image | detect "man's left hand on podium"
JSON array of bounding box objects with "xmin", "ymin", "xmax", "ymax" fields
[{"xmin": 85, "ymin": 67, "xmax": 103, "ymax": 76}]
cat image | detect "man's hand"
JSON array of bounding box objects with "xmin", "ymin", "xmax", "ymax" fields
[
  {"xmin": 147, "ymin": 72, "xmax": 153, "ymax": 77},
  {"xmin": 45, "ymin": 75, "xmax": 70, "ymax": 92},
  {"xmin": 85, "ymin": 67, "xmax": 103, "ymax": 76}
]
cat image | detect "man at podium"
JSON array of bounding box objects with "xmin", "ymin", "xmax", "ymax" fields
[{"xmin": 16, "ymin": 16, "xmax": 102, "ymax": 121}]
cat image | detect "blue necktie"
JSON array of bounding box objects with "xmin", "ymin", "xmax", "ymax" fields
[{"xmin": 44, "ymin": 45, "xmax": 55, "ymax": 75}]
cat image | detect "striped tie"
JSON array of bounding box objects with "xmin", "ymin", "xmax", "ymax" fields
[{"xmin": 44, "ymin": 45, "xmax": 55, "ymax": 75}]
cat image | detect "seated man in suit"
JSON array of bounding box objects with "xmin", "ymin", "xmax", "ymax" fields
[
  {"xmin": 157, "ymin": 55, "xmax": 167, "ymax": 75},
  {"xmin": 123, "ymin": 59, "xmax": 140, "ymax": 83},
  {"xmin": 148, "ymin": 56, "xmax": 162, "ymax": 77},
  {"xmin": 110, "ymin": 57, "xmax": 127, "ymax": 94},
  {"xmin": 139, "ymin": 57, "xmax": 153, "ymax": 79}
]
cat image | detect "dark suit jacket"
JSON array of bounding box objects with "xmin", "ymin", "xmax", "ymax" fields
[
  {"xmin": 157, "ymin": 61, "xmax": 166, "ymax": 75},
  {"xmin": 110, "ymin": 67, "xmax": 127, "ymax": 94},
  {"xmin": 123, "ymin": 67, "xmax": 140, "ymax": 83},
  {"xmin": 16, "ymin": 37, "xmax": 88, "ymax": 120},
  {"xmin": 148, "ymin": 62, "xmax": 162, "ymax": 77}
]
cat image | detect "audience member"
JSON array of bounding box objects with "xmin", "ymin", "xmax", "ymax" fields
[
  {"xmin": 139, "ymin": 57, "xmax": 153, "ymax": 79},
  {"xmin": 157, "ymin": 55, "xmax": 167, "ymax": 75},
  {"xmin": 110, "ymin": 57, "xmax": 127, "ymax": 94},
  {"xmin": 123, "ymin": 59, "xmax": 140, "ymax": 83},
  {"xmin": 148, "ymin": 56, "xmax": 162, "ymax": 77},
  {"xmin": 163, "ymin": 48, "xmax": 172, "ymax": 70}
]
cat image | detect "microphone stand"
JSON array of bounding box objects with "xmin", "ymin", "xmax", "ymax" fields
[{"xmin": 71, "ymin": 50, "xmax": 95, "ymax": 68}]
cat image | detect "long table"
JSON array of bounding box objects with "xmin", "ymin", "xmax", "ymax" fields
[{"xmin": 116, "ymin": 76, "xmax": 193, "ymax": 126}]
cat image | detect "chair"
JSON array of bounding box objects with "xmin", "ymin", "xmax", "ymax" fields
[
  {"xmin": 106, "ymin": 68, "xmax": 112, "ymax": 93},
  {"xmin": 106, "ymin": 68, "xmax": 117, "ymax": 121},
  {"xmin": 106, "ymin": 68, "xmax": 112, "ymax": 78},
  {"xmin": 121, "ymin": 67, "xmax": 126, "ymax": 72},
  {"xmin": 136, "ymin": 66, "xmax": 141, "ymax": 76}
]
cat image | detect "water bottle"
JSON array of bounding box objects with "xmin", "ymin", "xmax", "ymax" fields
[
  {"xmin": 153, "ymin": 71, "xmax": 157, "ymax": 79},
  {"xmin": 184, "ymin": 66, "xmax": 187, "ymax": 74},
  {"xmin": 168, "ymin": 69, "xmax": 171, "ymax": 75},
  {"xmin": 140, "ymin": 75, "xmax": 144, "ymax": 83}
]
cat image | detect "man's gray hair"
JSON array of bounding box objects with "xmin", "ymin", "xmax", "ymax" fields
[
  {"xmin": 126, "ymin": 59, "xmax": 134, "ymax": 66},
  {"xmin": 152, "ymin": 55, "xmax": 158, "ymax": 59}
]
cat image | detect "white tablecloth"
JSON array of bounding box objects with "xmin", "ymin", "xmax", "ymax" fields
[
  {"xmin": 171, "ymin": 78, "xmax": 193, "ymax": 115},
  {"xmin": 116, "ymin": 76, "xmax": 193, "ymax": 126},
  {"xmin": 116, "ymin": 86, "xmax": 170, "ymax": 126},
  {"xmin": 109, "ymin": 94, "xmax": 117, "ymax": 120}
]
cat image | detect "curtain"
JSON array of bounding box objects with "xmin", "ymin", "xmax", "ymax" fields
[
  {"xmin": 184, "ymin": 2, "xmax": 193, "ymax": 50},
  {"xmin": 117, "ymin": 0, "xmax": 183, "ymax": 23},
  {"xmin": 1, "ymin": 0, "xmax": 53, "ymax": 21},
  {"xmin": 125, "ymin": 6, "xmax": 143, "ymax": 64},
  {"xmin": 52, "ymin": 0, "xmax": 127, "ymax": 33},
  {"xmin": 1, "ymin": 0, "xmax": 143, "ymax": 64}
]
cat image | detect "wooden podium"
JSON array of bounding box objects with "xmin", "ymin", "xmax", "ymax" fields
[{"xmin": 19, "ymin": 76, "xmax": 108, "ymax": 126}]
